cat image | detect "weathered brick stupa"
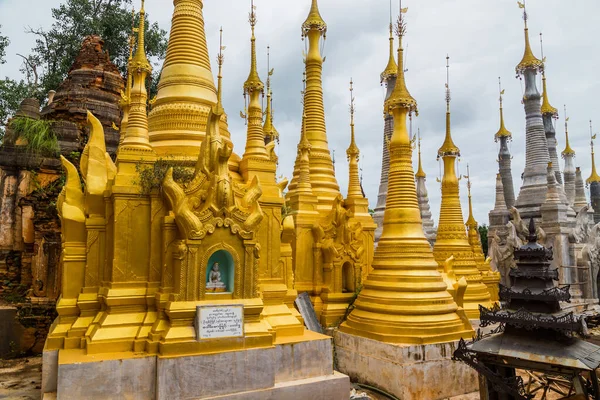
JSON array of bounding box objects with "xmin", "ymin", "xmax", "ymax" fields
[
  {"xmin": 0, "ymin": 35, "xmax": 123, "ymax": 356},
  {"xmin": 42, "ymin": 35, "xmax": 123, "ymax": 156}
]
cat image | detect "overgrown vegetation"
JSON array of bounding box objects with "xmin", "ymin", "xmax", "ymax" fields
[
  {"xmin": 135, "ymin": 158, "xmax": 194, "ymax": 195},
  {"xmin": 8, "ymin": 117, "xmax": 58, "ymax": 156}
]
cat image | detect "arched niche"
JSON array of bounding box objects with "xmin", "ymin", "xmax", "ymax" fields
[
  {"xmin": 205, "ymin": 250, "xmax": 235, "ymax": 293},
  {"xmin": 342, "ymin": 261, "xmax": 355, "ymax": 293}
]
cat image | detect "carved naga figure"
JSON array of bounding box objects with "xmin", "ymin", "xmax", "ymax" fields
[
  {"xmin": 573, "ymin": 205, "xmax": 591, "ymax": 244},
  {"xmin": 582, "ymin": 222, "xmax": 600, "ymax": 298},
  {"xmin": 490, "ymin": 227, "xmax": 516, "ymax": 287}
]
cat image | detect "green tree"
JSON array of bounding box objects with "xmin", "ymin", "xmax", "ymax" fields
[
  {"xmin": 26, "ymin": 0, "xmax": 168, "ymax": 95},
  {"xmin": 478, "ymin": 224, "xmax": 489, "ymax": 258},
  {"xmin": 0, "ymin": 1, "xmax": 168, "ymax": 139},
  {"xmin": 0, "ymin": 25, "xmax": 9, "ymax": 64},
  {"xmin": 0, "ymin": 79, "xmax": 37, "ymax": 139}
]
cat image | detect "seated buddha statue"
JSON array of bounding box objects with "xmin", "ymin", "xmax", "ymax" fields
[{"xmin": 206, "ymin": 262, "xmax": 227, "ymax": 292}]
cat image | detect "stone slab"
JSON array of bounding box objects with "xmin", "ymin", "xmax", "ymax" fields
[
  {"xmin": 156, "ymin": 348, "xmax": 275, "ymax": 400},
  {"xmin": 334, "ymin": 330, "xmax": 478, "ymax": 400},
  {"xmin": 294, "ymin": 292, "xmax": 323, "ymax": 333},
  {"xmin": 274, "ymin": 336, "xmax": 333, "ymax": 383},
  {"xmin": 56, "ymin": 354, "xmax": 156, "ymax": 400},
  {"xmin": 202, "ymin": 371, "xmax": 350, "ymax": 400},
  {"xmin": 42, "ymin": 349, "xmax": 58, "ymax": 395}
]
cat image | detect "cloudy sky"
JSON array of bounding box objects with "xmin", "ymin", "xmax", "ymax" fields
[{"xmin": 1, "ymin": 0, "xmax": 600, "ymax": 225}]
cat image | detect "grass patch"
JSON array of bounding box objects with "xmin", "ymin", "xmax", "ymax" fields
[{"xmin": 8, "ymin": 117, "xmax": 58, "ymax": 156}]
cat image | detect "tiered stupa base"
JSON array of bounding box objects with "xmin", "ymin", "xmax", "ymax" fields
[
  {"xmin": 42, "ymin": 331, "xmax": 349, "ymax": 400},
  {"xmin": 334, "ymin": 331, "xmax": 477, "ymax": 400}
]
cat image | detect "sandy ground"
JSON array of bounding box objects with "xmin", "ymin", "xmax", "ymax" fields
[{"xmin": 0, "ymin": 356, "xmax": 42, "ymax": 400}]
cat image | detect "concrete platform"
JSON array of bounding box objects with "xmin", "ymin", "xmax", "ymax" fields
[
  {"xmin": 334, "ymin": 330, "xmax": 478, "ymax": 400},
  {"xmin": 42, "ymin": 334, "xmax": 349, "ymax": 400}
]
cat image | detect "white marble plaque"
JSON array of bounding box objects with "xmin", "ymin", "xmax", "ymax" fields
[{"xmin": 196, "ymin": 304, "xmax": 244, "ymax": 340}]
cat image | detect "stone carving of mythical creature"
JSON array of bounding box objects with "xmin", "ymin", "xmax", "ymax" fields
[
  {"xmin": 572, "ymin": 205, "xmax": 591, "ymax": 244},
  {"xmin": 508, "ymin": 206, "xmax": 545, "ymax": 245},
  {"xmin": 162, "ymin": 104, "xmax": 263, "ymax": 239},
  {"xmin": 490, "ymin": 226, "xmax": 516, "ymax": 287},
  {"xmin": 582, "ymin": 222, "xmax": 600, "ymax": 299},
  {"xmin": 312, "ymin": 195, "xmax": 364, "ymax": 262}
]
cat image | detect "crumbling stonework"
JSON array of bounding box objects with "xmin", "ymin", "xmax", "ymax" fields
[
  {"xmin": 0, "ymin": 35, "xmax": 123, "ymax": 356},
  {"xmin": 41, "ymin": 35, "xmax": 124, "ymax": 156}
]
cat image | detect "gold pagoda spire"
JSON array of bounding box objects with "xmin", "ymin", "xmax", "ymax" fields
[
  {"xmin": 495, "ymin": 77, "xmax": 512, "ymax": 140},
  {"xmin": 296, "ymin": 113, "xmax": 312, "ymax": 194},
  {"xmin": 415, "ymin": 131, "xmax": 426, "ymax": 178},
  {"xmin": 438, "ymin": 55, "xmax": 459, "ymax": 157},
  {"xmin": 516, "ymin": 0, "xmax": 543, "ymax": 74},
  {"xmin": 121, "ymin": 0, "xmax": 152, "ymax": 151},
  {"xmin": 216, "ymin": 27, "xmax": 224, "ymax": 113},
  {"xmin": 346, "ymin": 79, "xmax": 362, "ymax": 199},
  {"xmin": 263, "ymin": 47, "xmax": 278, "ymax": 145},
  {"xmin": 540, "ymin": 33, "xmax": 558, "ymax": 117},
  {"xmin": 465, "ymin": 164, "xmax": 477, "ymax": 230},
  {"xmin": 118, "ymin": 8, "xmax": 137, "ymax": 146},
  {"xmin": 340, "ymin": 5, "xmax": 473, "ymax": 344},
  {"xmin": 384, "ymin": 7, "xmax": 417, "ymax": 114},
  {"xmin": 148, "ymin": 0, "xmax": 228, "ymax": 158},
  {"xmin": 241, "ymin": 0, "xmax": 268, "ymax": 164},
  {"xmin": 587, "ymin": 120, "xmax": 600, "ymax": 184},
  {"xmin": 380, "ymin": 0, "xmax": 398, "ymax": 83},
  {"xmin": 303, "ymin": 0, "xmax": 327, "ymax": 35},
  {"xmin": 299, "ymin": 0, "xmax": 340, "ymax": 212},
  {"xmin": 433, "ymin": 55, "xmax": 492, "ymax": 318},
  {"xmin": 562, "ymin": 105, "xmax": 575, "ymax": 157}
]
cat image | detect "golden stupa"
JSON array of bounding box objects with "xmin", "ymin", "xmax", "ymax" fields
[
  {"xmin": 431, "ymin": 57, "xmax": 493, "ymax": 319},
  {"xmin": 339, "ymin": 12, "xmax": 473, "ymax": 344},
  {"xmin": 464, "ymin": 165, "xmax": 500, "ymax": 303},
  {"xmin": 43, "ymin": 1, "xmax": 373, "ymax": 397}
]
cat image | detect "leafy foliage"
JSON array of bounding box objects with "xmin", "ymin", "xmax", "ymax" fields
[
  {"xmin": 27, "ymin": 0, "xmax": 168, "ymax": 97},
  {"xmin": 8, "ymin": 117, "xmax": 59, "ymax": 156},
  {"xmin": 135, "ymin": 158, "xmax": 195, "ymax": 195},
  {"xmin": 0, "ymin": 24, "xmax": 9, "ymax": 64},
  {"xmin": 0, "ymin": 79, "xmax": 39, "ymax": 140},
  {"xmin": 478, "ymin": 224, "xmax": 489, "ymax": 257}
]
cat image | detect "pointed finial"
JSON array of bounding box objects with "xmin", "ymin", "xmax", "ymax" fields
[
  {"xmin": 302, "ymin": 0, "xmax": 327, "ymax": 37},
  {"xmin": 381, "ymin": 0, "xmax": 398, "ymax": 83},
  {"xmin": 349, "ymin": 78, "xmax": 355, "ymax": 127},
  {"xmin": 384, "ymin": 1, "xmax": 417, "ymax": 114},
  {"xmin": 465, "ymin": 163, "xmax": 477, "ymax": 228},
  {"xmin": 445, "ymin": 54, "xmax": 451, "ymax": 112},
  {"xmin": 263, "ymin": 46, "xmax": 278, "ymax": 144},
  {"xmin": 495, "ymin": 77, "xmax": 512, "ymax": 140},
  {"xmin": 131, "ymin": 0, "xmax": 151, "ymax": 71},
  {"xmin": 347, "ymin": 79, "xmax": 359, "ymax": 157},
  {"xmin": 216, "ymin": 27, "xmax": 225, "ymax": 110},
  {"xmin": 527, "ymin": 218, "xmax": 538, "ymax": 243},
  {"xmin": 562, "ymin": 104, "xmax": 575, "ymax": 157},
  {"xmin": 416, "ymin": 129, "xmax": 426, "ymax": 178},
  {"xmin": 244, "ymin": 0, "xmax": 263, "ymax": 94},
  {"xmin": 588, "ymin": 120, "xmax": 600, "ymax": 184},
  {"xmin": 516, "ymin": 0, "xmax": 543, "ymax": 74},
  {"xmin": 438, "ymin": 55, "xmax": 459, "ymax": 157},
  {"xmin": 128, "ymin": 7, "xmax": 136, "ymax": 60}
]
